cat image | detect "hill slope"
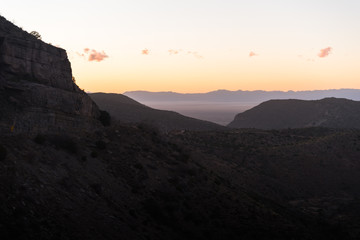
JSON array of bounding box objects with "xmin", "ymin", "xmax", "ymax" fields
[
  {"xmin": 1, "ymin": 125, "xmax": 359, "ymax": 240},
  {"xmin": 229, "ymin": 98, "xmax": 360, "ymax": 129},
  {"xmin": 90, "ymin": 92, "xmax": 226, "ymax": 131}
]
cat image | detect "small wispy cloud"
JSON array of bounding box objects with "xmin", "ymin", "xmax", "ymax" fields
[
  {"xmin": 318, "ymin": 47, "xmax": 332, "ymax": 58},
  {"xmin": 141, "ymin": 48, "xmax": 203, "ymax": 59},
  {"xmin": 187, "ymin": 51, "xmax": 203, "ymax": 59},
  {"xmin": 168, "ymin": 49, "xmax": 180, "ymax": 55},
  {"xmin": 142, "ymin": 49, "xmax": 150, "ymax": 55},
  {"xmin": 249, "ymin": 51, "xmax": 258, "ymax": 57},
  {"xmin": 78, "ymin": 48, "xmax": 109, "ymax": 62},
  {"xmin": 88, "ymin": 50, "xmax": 108, "ymax": 62}
]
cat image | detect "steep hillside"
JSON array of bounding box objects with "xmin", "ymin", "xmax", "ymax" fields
[
  {"xmin": 0, "ymin": 125, "xmax": 357, "ymax": 240},
  {"xmin": 229, "ymin": 98, "xmax": 360, "ymax": 129},
  {"xmin": 0, "ymin": 16, "xmax": 100, "ymax": 134},
  {"xmin": 172, "ymin": 127, "xmax": 360, "ymax": 239},
  {"xmin": 90, "ymin": 92, "xmax": 226, "ymax": 132}
]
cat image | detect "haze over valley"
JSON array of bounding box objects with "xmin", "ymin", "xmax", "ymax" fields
[{"xmin": 124, "ymin": 89, "xmax": 360, "ymax": 125}]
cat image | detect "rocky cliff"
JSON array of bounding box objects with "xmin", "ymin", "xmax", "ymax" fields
[{"xmin": 0, "ymin": 16, "xmax": 100, "ymax": 134}]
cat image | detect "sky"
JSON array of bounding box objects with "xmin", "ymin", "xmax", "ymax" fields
[{"xmin": 2, "ymin": 0, "xmax": 360, "ymax": 93}]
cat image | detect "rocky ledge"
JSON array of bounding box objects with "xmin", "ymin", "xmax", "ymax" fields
[{"xmin": 0, "ymin": 16, "xmax": 100, "ymax": 134}]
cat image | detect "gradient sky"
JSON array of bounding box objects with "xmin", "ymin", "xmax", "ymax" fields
[{"xmin": 2, "ymin": 0, "xmax": 360, "ymax": 93}]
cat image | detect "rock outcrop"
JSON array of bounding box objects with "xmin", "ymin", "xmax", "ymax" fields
[{"xmin": 0, "ymin": 16, "xmax": 100, "ymax": 134}]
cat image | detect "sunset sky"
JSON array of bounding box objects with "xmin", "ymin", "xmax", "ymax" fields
[{"xmin": 2, "ymin": 0, "xmax": 360, "ymax": 93}]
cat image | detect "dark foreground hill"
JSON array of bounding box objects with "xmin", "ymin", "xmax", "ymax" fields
[
  {"xmin": 2, "ymin": 125, "xmax": 360, "ymax": 240},
  {"xmin": 229, "ymin": 98, "xmax": 360, "ymax": 129},
  {"xmin": 90, "ymin": 92, "xmax": 226, "ymax": 132}
]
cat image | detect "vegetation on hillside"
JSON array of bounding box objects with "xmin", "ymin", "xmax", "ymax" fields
[{"xmin": 0, "ymin": 124, "xmax": 359, "ymax": 239}]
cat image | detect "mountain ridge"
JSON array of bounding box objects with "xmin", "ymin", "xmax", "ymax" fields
[
  {"xmin": 228, "ymin": 97, "xmax": 360, "ymax": 129},
  {"xmin": 124, "ymin": 89, "xmax": 360, "ymax": 102}
]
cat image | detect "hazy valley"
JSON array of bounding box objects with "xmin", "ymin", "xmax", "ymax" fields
[{"xmin": 124, "ymin": 90, "xmax": 360, "ymax": 125}]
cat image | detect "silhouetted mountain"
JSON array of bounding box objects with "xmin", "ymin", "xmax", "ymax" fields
[
  {"xmin": 90, "ymin": 92, "xmax": 226, "ymax": 132},
  {"xmin": 229, "ymin": 98, "xmax": 360, "ymax": 129},
  {"xmin": 124, "ymin": 89, "xmax": 360, "ymax": 102}
]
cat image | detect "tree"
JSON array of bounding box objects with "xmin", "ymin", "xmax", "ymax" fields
[{"xmin": 30, "ymin": 31, "xmax": 42, "ymax": 40}]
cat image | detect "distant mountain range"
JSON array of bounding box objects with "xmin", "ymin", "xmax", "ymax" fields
[
  {"xmin": 124, "ymin": 89, "xmax": 360, "ymax": 125},
  {"xmin": 124, "ymin": 89, "xmax": 360, "ymax": 103},
  {"xmin": 90, "ymin": 93, "xmax": 226, "ymax": 132},
  {"xmin": 229, "ymin": 98, "xmax": 360, "ymax": 129}
]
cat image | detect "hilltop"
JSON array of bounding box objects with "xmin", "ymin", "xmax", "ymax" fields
[{"xmin": 229, "ymin": 98, "xmax": 360, "ymax": 129}]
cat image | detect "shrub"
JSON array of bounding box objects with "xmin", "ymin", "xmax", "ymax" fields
[
  {"xmin": 34, "ymin": 134, "xmax": 46, "ymax": 144},
  {"xmin": 91, "ymin": 151, "xmax": 98, "ymax": 158},
  {"xmin": 49, "ymin": 135, "xmax": 78, "ymax": 154},
  {"xmin": 133, "ymin": 162, "xmax": 143, "ymax": 170},
  {"xmin": 99, "ymin": 110, "xmax": 111, "ymax": 126},
  {"xmin": 30, "ymin": 31, "xmax": 41, "ymax": 40},
  {"xmin": 90, "ymin": 183, "xmax": 102, "ymax": 195},
  {"xmin": 95, "ymin": 140, "xmax": 107, "ymax": 150},
  {"xmin": 0, "ymin": 144, "xmax": 7, "ymax": 161}
]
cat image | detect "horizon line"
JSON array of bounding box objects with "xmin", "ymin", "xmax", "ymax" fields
[{"xmin": 114, "ymin": 88, "xmax": 360, "ymax": 95}]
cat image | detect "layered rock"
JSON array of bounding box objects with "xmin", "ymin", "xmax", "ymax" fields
[{"xmin": 0, "ymin": 16, "xmax": 100, "ymax": 134}]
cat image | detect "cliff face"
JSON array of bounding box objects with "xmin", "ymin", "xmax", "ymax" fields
[{"xmin": 0, "ymin": 16, "xmax": 100, "ymax": 134}]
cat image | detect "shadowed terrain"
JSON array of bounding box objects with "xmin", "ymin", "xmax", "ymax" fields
[{"xmin": 1, "ymin": 126, "xmax": 360, "ymax": 240}]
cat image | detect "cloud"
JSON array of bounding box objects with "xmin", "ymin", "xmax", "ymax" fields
[
  {"xmin": 78, "ymin": 48, "xmax": 109, "ymax": 62},
  {"xmin": 187, "ymin": 51, "xmax": 203, "ymax": 59},
  {"xmin": 142, "ymin": 49, "xmax": 149, "ymax": 55},
  {"xmin": 76, "ymin": 52, "xmax": 85, "ymax": 57},
  {"xmin": 88, "ymin": 50, "xmax": 108, "ymax": 62},
  {"xmin": 318, "ymin": 47, "xmax": 332, "ymax": 58},
  {"xmin": 168, "ymin": 49, "xmax": 180, "ymax": 55},
  {"xmin": 249, "ymin": 51, "xmax": 257, "ymax": 57}
]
